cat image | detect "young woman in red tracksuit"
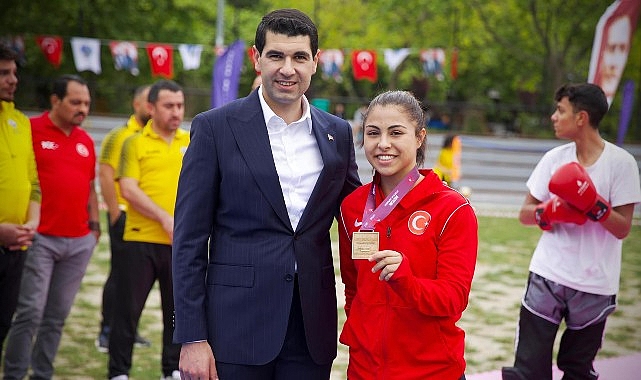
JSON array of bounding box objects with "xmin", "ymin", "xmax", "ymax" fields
[{"xmin": 338, "ymin": 90, "xmax": 478, "ymax": 380}]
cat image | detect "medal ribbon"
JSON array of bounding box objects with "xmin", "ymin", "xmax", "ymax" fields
[{"xmin": 360, "ymin": 166, "xmax": 420, "ymax": 231}]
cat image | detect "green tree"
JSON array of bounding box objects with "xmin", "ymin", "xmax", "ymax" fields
[{"xmin": 2, "ymin": 0, "xmax": 639, "ymax": 141}]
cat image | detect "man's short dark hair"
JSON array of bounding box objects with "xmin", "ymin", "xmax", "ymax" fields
[
  {"xmin": 254, "ymin": 9, "xmax": 318, "ymax": 56},
  {"xmin": 0, "ymin": 44, "xmax": 18, "ymax": 62},
  {"xmin": 51, "ymin": 74, "xmax": 88, "ymax": 100},
  {"xmin": 148, "ymin": 80, "xmax": 183, "ymax": 104},
  {"xmin": 133, "ymin": 84, "xmax": 151, "ymax": 99},
  {"xmin": 554, "ymin": 83, "xmax": 608, "ymax": 128}
]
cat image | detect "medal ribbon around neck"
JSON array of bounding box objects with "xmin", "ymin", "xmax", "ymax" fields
[{"xmin": 360, "ymin": 166, "xmax": 420, "ymax": 231}]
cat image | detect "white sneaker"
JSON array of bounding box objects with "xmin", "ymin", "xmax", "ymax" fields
[
  {"xmin": 160, "ymin": 370, "xmax": 180, "ymax": 380},
  {"xmin": 110, "ymin": 376, "xmax": 128, "ymax": 380}
]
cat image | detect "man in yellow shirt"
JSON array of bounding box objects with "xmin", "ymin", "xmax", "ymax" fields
[
  {"xmin": 96, "ymin": 85, "xmax": 151, "ymax": 353},
  {"xmin": 0, "ymin": 44, "xmax": 40, "ymax": 361},
  {"xmin": 108, "ymin": 79, "xmax": 189, "ymax": 380}
]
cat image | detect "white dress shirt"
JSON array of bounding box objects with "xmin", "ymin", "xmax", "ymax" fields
[{"xmin": 258, "ymin": 86, "xmax": 323, "ymax": 231}]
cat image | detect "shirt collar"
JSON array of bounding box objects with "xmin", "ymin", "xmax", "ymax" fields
[
  {"xmin": 141, "ymin": 120, "xmax": 188, "ymax": 140},
  {"xmin": 0, "ymin": 100, "xmax": 15, "ymax": 112},
  {"xmin": 258, "ymin": 85, "xmax": 312, "ymax": 134},
  {"xmin": 41, "ymin": 111, "xmax": 79, "ymax": 135},
  {"xmin": 126, "ymin": 115, "xmax": 145, "ymax": 132}
]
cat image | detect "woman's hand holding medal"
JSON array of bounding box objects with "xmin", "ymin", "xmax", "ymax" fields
[{"xmin": 369, "ymin": 250, "xmax": 403, "ymax": 281}]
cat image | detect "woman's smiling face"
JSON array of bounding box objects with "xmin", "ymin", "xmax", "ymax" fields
[{"xmin": 363, "ymin": 104, "xmax": 425, "ymax": 192}]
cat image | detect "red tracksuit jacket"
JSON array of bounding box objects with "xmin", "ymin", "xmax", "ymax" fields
[{"xmin": 338, "ymin": 169, "xmax": 478, "ymax": 379}]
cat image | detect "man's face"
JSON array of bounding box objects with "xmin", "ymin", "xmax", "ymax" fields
[
  {"xmin": 550, "ymin": 97, "xmax": 580, "ymax": 140},
  {"xmin": 0, "ymin": 59, "xmax": 18, "ymax": 102},
  {"xmin": 149, "ymin": 89, "xmax": 184, "ymax": 132},
  {"xmin": 52, "ymin": 81, "xmax": 91, "ymax": 126},
  {"xmin": 253, "ymin": 31, "xmax": 318, "ymax": 114},
  {"xmin": 600, "ymin": 16, "xmax": 631, "ymax": 97}
]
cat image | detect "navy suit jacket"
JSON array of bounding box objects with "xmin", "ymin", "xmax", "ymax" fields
[{"xmin": 172, "ymin": 90, "xmax": 360, "ymax": 366}]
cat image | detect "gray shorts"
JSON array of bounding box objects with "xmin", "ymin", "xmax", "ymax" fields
[{"xmin": 522, "ymin": 272, "xmax": 616, "ymax": 330}]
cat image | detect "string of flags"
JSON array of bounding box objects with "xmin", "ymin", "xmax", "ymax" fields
[
  {"xmin": 2, "ymin": 34, "xmax": 458, "ymax": 82},
  {"xmin": 320, "ymin": 47, "xmax": 456, "ymax": 82},
  {"xmin": 3, "ymin": 35, "xmax": 203, "ymax": 79}
]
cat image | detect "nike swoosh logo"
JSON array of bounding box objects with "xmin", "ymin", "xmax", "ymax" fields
[{"xmin": 354, "ymin": 220, "xmax": 362, "ymax": 227}]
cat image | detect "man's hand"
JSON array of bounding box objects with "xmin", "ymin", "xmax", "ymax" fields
[
  {"xmin": 179, "ymin": 341, "xmax": 218, "ymax": 380},
  {"xmin": 109, "ymin": 210, "xmax": 122, "ymax": 226},
  {"xmin": 161, "ymin": 216, "xmax": 174, "ymax": 242},
  {"xmin": 0, "ymin": 223, "xmax": 37, "ymax": 250}
]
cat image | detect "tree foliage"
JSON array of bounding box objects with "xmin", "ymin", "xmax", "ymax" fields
[{"xmin": 2, "ymin": 0, "xmax": 639, "ymax": 140}]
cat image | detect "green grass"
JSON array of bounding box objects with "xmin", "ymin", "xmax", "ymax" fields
[
  {"xmin": 459, "ymin": 216, "xmax": 641, "ymax": 374},
  {"xmin": 1, "ymin": 215, "xmax": 639, "ymax": 379}
]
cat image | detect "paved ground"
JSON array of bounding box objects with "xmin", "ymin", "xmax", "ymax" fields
[{"xmin": 80, "ymin": 114, "xmax": 641, "ymax": 214}]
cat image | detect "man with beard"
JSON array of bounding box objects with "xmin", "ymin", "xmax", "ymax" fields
[
  {"xmin": 108, "ymin": 79, "xmax": 188, "ymax": 380},
  {"xmin": 0, "ymin": 43, "xmax": 40, "ymax": 363}
]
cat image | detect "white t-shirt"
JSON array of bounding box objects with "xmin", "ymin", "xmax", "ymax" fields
[{"xmin": 527, "ymin": 141, "xmax": 641, "ymax": 295}]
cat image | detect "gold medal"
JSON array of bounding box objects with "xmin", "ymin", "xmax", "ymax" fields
[{"xmin": 351, "ymin": 231, "xmax": 379, "ymax": 259}]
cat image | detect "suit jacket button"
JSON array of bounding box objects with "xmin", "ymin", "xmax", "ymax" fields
[{"xmin": 284, "ymin": 274, "xmax": 294, "ymax": 282}]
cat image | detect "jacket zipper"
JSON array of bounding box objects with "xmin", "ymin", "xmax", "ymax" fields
[{"xmin": 380, "ymin": 224, "xmax": 392, "ymax": 379}]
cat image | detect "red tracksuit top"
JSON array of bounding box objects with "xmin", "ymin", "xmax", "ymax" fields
[
  {"xmin": 338, "ymin": 169, "xmax": 478, "ymax": 380},
  {"xmin": 30, "ymin": 112, "xmax": 96, "ymax": 237}
]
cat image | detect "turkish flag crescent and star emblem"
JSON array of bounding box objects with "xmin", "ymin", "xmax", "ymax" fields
[
  {"xmin": 36, "ymin": 35, "xmax": 63, "ymax": 68},
  {"xmin": 352, "ymin": 50, "xmax": 377, "ymax": 82},
  {"xmin": 146, "ymin": 44, "xmax": 174, "ymax": 78}
]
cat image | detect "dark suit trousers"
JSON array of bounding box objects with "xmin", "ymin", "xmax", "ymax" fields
[{"xmin": 216, "ymin": 276, "xmax": 332, "ymax": 380}]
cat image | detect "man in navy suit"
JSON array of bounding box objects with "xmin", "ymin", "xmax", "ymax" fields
[{"xmin": 172, "ymin": 8, "xmax": 361, "ymax": 380}]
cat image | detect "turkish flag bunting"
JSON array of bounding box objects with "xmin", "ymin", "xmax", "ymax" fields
[
  {"xmin": 352, "ymin": 50, "xmax": 377, "ymax": 82},
  {"xmin": 36, "ymin": 35, "xmax": 63, "ymax": 68},
  {"xmin": 146, "ymin": 44, "xmax": 174, "ymax": 78}
]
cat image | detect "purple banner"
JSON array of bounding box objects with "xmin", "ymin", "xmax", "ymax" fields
[
  {"xmin": 616, "ymin": 80, "xmax": 635, "ymax": 146},
  {"xmin": 211, "ymin": 39, "xmax": 245, "ymax": 108}
]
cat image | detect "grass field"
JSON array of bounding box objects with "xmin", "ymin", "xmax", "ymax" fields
[{"xmin": 1, "ymin": 215, "xmax": 639, "ymax": 379}]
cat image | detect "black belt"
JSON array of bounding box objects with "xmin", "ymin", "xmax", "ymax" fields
[{"xmin": 0, "ymin": 246, "xmax": 22, "ymax": 255}]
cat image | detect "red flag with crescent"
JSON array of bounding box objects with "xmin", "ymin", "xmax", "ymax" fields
[
  {"xmin": 36, "ymin": 35, "xmax": 63, "ymax": 68},
  {"xmin": 146, "ymin": 44, "xmax": 174, "ymax": 78},
  {"xmin": 352, "ymin": 50, "xmax": 377, "ymax": 82}
]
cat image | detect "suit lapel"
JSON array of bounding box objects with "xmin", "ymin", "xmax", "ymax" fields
[
  {"xmin": 296, "ymin": 108, "xmax": 340, "ymax": 232},
  {"xmin": 228, "ymin": 93, "xmax": 292, "ymax": 229}
]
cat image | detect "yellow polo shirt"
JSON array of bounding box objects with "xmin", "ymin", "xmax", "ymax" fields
[
  {"xmin": 99, "ymin": 115, "xmax": 144, "ymax": 209},
  {"xmin": 119, "ymin": 121, "xmax": 189, "ymax": 245},
  {"xmin": 0, "ymin": 101, "xmax": 40, "ymax": 224}
]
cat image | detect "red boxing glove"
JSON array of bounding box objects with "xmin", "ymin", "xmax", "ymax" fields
[
  {"xmin": 535, "ymin": 197, "xmax": 588, "ymax": 231},
  {"xmin": 548, "ymin": 162, "xmax": 611, "ymax": 221}
]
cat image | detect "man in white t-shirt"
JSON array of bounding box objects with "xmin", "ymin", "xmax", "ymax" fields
[{"xmin": 502, "ymin": 83, "xmax": 641, "ymax": 380}]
